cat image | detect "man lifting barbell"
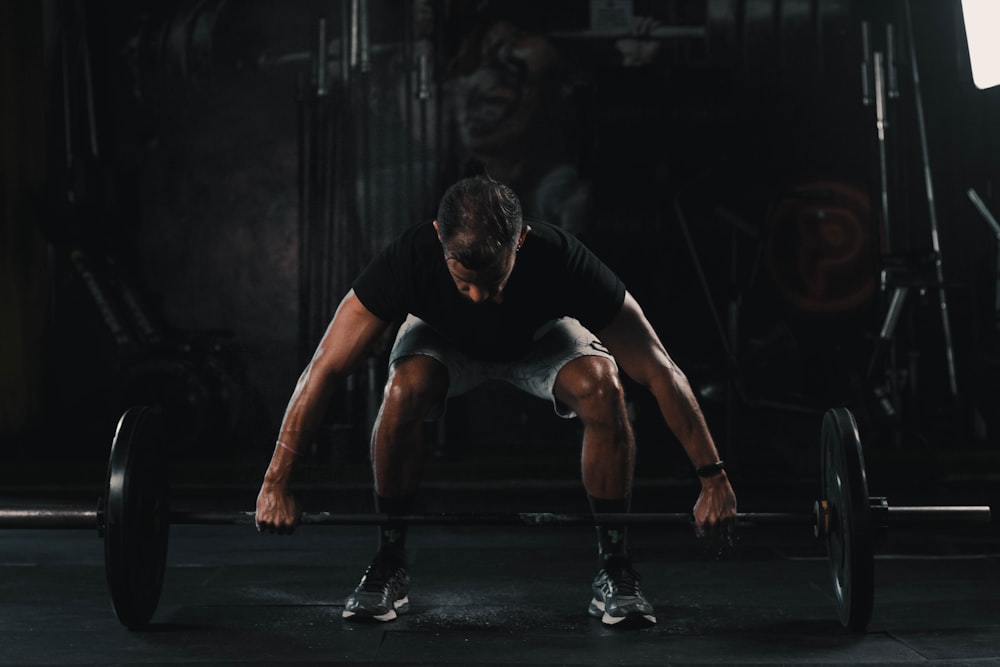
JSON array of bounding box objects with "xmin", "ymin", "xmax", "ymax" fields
[{"xmin": 254, "ymin": 175, "xmax": 738, "ymax": 627}]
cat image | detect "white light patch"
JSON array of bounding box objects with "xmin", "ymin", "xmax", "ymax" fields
[{"xmin": 963, "ymin": 0, "xmax": 1000, "ymax": 89}]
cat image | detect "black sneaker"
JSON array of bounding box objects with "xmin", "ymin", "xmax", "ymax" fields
[
  {"xmin": 588, "ymin": 556, "xmax": 656, "ymax": 627},
  {"xmin": 342, "ymin": 555, "xmax": 410, "ymax": 622}
]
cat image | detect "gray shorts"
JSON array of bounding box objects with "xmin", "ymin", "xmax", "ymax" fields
[{"xmin": 388, "ymin": 315, "xmax": 616, "ymax": 419}]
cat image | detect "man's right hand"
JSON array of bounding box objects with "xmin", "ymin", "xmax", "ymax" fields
[{"xmin": 255, "ymin": 483, "xmax": 300, "ymax": 534}]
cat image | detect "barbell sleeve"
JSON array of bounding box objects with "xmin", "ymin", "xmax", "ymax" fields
[
  {"xmin": 0, "ymin": 506, "xmax": 98, "ymax": 529},
  {"xmin": 884, "ymin": 506, "xmax": 992, "ymax": 524}
]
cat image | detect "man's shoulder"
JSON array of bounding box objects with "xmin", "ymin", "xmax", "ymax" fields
[
  {"xmin": 524, "ymin": 219, "xmax": 579, "ymax": 253},
  {"xmin": 354, "ymin": 220, "xmax": 439, "ymax": 320},
  {"xmin": 526, "ymin": 219, "xmax": 564, "ymax": 240},
  {"xmin": 374, "ymin": 221, "xmax": 439, "ymax": 269},
  {"xmin": 526, "ymin": 220, "xmax": 606, "ymax": 265}
]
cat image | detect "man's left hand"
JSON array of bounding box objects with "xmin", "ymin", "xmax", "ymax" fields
[{"xmin": 692, "ymin": 475, "xmax": 738, "ymax": 541}]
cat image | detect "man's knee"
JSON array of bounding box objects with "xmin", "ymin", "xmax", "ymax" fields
[
  {"xmin": 382, "ymin": 354, "xmax": 449, "ymax": 419},
  {"xmin": 555, "ymin": 356, "xmax": 627, "ymax": 423}
]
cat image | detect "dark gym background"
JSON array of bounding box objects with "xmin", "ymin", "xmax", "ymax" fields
[{"xmin": 2, "ymin": 0, "xmax": 999, "ymax": 504}]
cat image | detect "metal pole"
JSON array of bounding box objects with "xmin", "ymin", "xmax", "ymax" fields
[
  {"xmin": 417, "ymin": 35, "xmax": 432, "ymax": 220},
  {"xmin": 0, "ymin": 506, "xmax": 989, "ymax": 529},
  {"xmin": 860, "ymin": 21, "xmax": 872, "ymax": 107},
  {"xmin": 357, "ymin": 0, "xmax": 372, "ymax": 262},
  {"xmin": 968, "ymin": 188, "xmax": 1000, "ymax": 238},
  {"xmin": 902, "ymin": 0, "xmax": 959, "ymax": 398},
  {"xmin": 402, "ymin": 0, "xmax": 415, "ymax": 221},
  {"xmin": 885, "ymin": 23, "xmax": 899, "ymax": 99},
  {"xmin": 296, "ymin": 72, "xmax": 310, "ymax": 365},
  {"xmin": 349, "ymin": 0, "xmax": 359, "ymax": 71},
  {"xmin": 60, "ymin": 6, "xmax": 74, "ymax": 170},
  {"xmin": 874, "ymin": 51, "xmax": 891, "ymax": 253},
  {"xmin": 76, "ymin": 0, "xmax": 100, "ymax": 159},
  {"xmin": 317, "ymin": 17, "xmax": 328, "ymax": 97},
  {"xmin": 318, "ymin": 18, "xmax": 336, "ymax": 341},
  {"xmin": 967, "ymin": 189, "xmax": 1000, "ymax": 328},
  {"xmin": 172, "ymin": 511, "xmax": 818, "ymax": 527}
]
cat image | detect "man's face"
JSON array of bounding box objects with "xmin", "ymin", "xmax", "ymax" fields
[
  {"xmin": 444, "ymin": 249, "xmax": 517, "ymax": 305},
  {"xmin": 434, "ymin": 221, "xmax": 528, "ymax": 305}
]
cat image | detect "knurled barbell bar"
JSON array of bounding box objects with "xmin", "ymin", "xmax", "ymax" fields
[{"xmin": 0, "ymin": 406, "xmax": 991, "ymax": 632}]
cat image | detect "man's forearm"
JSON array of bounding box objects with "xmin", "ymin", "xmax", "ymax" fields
[
  {"xmin": 648, "ymin": 367, "xmax": 722, "ymax": 469},
  {"xmin": 263, "ymin": 361, "xmax": 338, "ymax": 487}
]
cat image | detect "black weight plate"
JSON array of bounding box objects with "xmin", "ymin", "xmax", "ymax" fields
[
  {"xmin": 820, "ymin": 407, "xmax": 874, "ymax": 631},
  {"xmin": 105, "ymin": 406, "xmax": 170, "ymax": 630}
]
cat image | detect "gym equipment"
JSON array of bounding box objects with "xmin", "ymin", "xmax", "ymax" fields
[{"xmin": 0, "ymin": 406, "xmax": 991, "ymax": 631}]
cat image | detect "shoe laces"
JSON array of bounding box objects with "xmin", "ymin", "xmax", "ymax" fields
[
  {"xmin": 603, "ymin": 557, "xmax": 641, "ymax": 597},
  {"xmin": 360, "ymin": 556, "xmax": 402, "ymax": 592}
]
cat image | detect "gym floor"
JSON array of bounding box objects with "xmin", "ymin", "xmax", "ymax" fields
[{"xmin": 2, "ymin": 479, "xmax": 998, "ymax": 666}]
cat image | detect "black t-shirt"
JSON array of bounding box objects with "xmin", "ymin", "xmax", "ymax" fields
[{"xmin": 353, "ymin": 220, "xmax": 626, "ymax": 361}]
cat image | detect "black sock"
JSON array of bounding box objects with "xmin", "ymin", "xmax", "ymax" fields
[
  {"xmin": 588, "ymin": 495, "xmax": 630, "ymax": 565},
  {"xmin": 375, "ymin": 494, "xmax": 412, "ymax": 565}
]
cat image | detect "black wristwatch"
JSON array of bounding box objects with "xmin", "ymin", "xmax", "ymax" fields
[{"xmin": 696, "ymin": 460, "xmax": 726, "ymax": 478}]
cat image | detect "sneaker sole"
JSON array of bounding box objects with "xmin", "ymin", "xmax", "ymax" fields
[
  {"xmin": 342, "ymin": 597, "xmax": 409, "ymax": 622},
  {"xmin": 589, "ymin": 598, "xmax": 656, "ymax": 627}
]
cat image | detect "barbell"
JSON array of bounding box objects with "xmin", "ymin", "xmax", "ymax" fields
[{"xmin": 0, "ymin": 406, "xmax": 991, "ymax": 632}]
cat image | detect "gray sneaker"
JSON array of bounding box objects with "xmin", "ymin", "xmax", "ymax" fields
[
  {"xmin": 342, "ymin": 555, "xmax": 410, "ymax": 622},
  {"xmin": 588, "ymin": 556, "xmax": 656, "ymax": 627}
]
